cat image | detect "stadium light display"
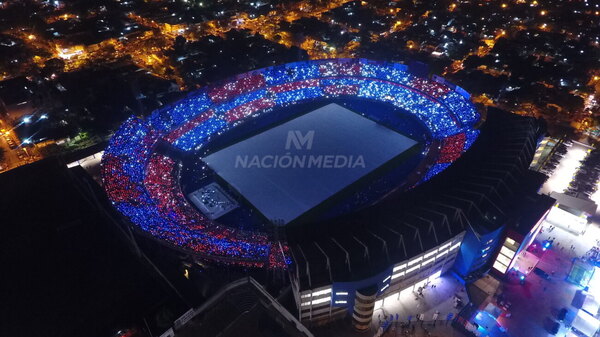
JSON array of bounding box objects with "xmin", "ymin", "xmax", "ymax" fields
[{"xmin": 101, "ymin": 59, "xmax": 479, "ymax": 268}]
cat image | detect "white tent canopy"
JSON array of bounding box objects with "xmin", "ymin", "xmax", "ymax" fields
[
  {"xmin": 571, "ymin": 310, "xmax": 600, "ymax": 337},
  {"xmin": 582, "ymin": 295, "xmax": 600, "ymax": 317}
]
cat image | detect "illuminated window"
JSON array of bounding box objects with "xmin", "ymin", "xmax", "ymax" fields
[
  {"xmin": 408, "ymin": 256, "xmax": 423, "ymax": 266},
  {"xmin": 500, "ymin": 246, "xmax": 516, "ymax": 259},
  {"xmin": 311, "ymin": 296, "xmax": 331, "ymax": 305},
  {"xmin": 391, "ymin": 271, "xmax": 405, "ymax": 280},
  {"xmin": 422, "ymin": 257, "xmax": 435, "ymax": 267},
  {"xmin": 498, "ymin": 253, "xmax": 513, "ymax": 265},
  {"xmin": 393, "ymin": 263, "xmax": 407, "ymax": 272},
  {"xmin": 424, "ymin": 250, "xmax": 438, "ymax": 258},
  {"xmin": 406, "ymin": 264, "xmax": 420, "ymax": 274},
  {"xmin": 436, "ymin": 250, "xmax": 448, "ymax": 259},
  {"xmin": 493, "ymin": 261, "xmax": 508, "ymax": 273},
  {"xmin": 311, "ymin": 288, "xmax": 332, "ymax": 297}
]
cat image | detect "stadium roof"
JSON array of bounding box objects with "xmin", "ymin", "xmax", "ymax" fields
[
  {"xmin": 289, "ymin": 108, "xmax": 551, "ymax": 290},
  {"xmin": 202, "ymin": 103, "xmax": 418, "ymax": 225},
  {"xmin": 101, "ymin": 58, "xmax": 480, "ymax": 268}
]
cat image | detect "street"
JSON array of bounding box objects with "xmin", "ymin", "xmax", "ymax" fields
[{"xmin": 0, "ymin": 125, "xmax": 38, "ymax": 172}]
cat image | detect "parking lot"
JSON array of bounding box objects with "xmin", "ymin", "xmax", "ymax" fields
[{"xmin": 0, "ymin": 128, "xmax": 37, "ymax": 172}]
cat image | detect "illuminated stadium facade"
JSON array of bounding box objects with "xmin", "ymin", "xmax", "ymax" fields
[{"xmin": 101, "ymin": 59, "xmax": 551, "ymax": 327}]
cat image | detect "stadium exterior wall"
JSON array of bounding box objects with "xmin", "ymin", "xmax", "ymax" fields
[
  {"xmin": 290, "ymin": 109, "xmax": 552, "ymax": 326},
  {"xmin": 294, "ymin": 233, "xmax": 464, "ymax": 324}
]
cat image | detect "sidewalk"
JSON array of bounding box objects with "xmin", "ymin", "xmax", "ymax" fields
[
  {"xmin": 383, "ymin": 320, "xmax": 465, "ymax": 337},
  {"xmin": 374, "ymin": 274, "xmax": 467, "ymax": 327},
  {"xmin": 312, "ymin": 275, "xmax": 468, "ymax": 337},
  {"xmin": 313, "ymin": 318, "xmax": 465, "ymax": 337}
]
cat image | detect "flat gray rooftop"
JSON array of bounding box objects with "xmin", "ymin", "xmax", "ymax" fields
[{"xmin": 202, "ymin": 103, "xmax": 418, "ymax": 225}]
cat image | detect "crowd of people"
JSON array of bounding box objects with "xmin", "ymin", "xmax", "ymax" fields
[
  {"xmin": 102, "ymin": 119, "xmax": 289, "ymax": 268},
  {"xmin": 153, "ymin": 59, "xmax": 481, "ymax": 155},
  {"xmin": 101, "ymin": 59, "xmax": 480, "ymax": 269}
]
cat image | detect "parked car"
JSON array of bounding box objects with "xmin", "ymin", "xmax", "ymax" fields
[
  {"xmin": 558, "ymin": 308, "xmax": 568, "ymax": 322},
  {"xmin": 548, "ymin": 321, "xmax": 560, "ymax": 335}
]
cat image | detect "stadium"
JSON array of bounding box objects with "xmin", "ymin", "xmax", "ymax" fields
[{"xmin": 101, "ymin": 58, "xmax": 550, "ymax": 328}]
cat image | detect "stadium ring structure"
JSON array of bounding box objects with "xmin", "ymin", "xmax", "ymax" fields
[{"xmin": 101, "ymin": 58, "xmax": 480, "ymax": 269}]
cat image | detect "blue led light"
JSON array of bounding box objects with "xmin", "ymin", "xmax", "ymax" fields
[{"xmin": 102, "ymin": 59, "xmax": 480, "ymax": 268}]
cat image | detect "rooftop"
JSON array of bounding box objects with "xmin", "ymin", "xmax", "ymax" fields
[
  {"xmin": 202, "ymin": 103, "xmax": 418, "ymax": 225},
  {"xmin": 289, "ymin": 108, "xmax": 549, "ymax": 289}
]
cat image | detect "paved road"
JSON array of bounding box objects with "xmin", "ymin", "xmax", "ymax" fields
[{"xmin": 0, "ymin": 130, "xmax": 35, "ymax": 172}]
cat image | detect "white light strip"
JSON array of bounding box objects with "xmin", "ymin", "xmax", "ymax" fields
[
  {"xmin": 422, "ymin": 257, "xmax": 435, "ymax": 267},
  {"xmin": 335, "ymin": 300, "xmax": 347, "ymax": 304},
  {"xmin": 436, "ymin": 250, "xmax": 448, "ymax": 259},
  {"xmin": 408, "ymin": 256, "xmax": 423, "ymax": 266},
  {"xmin": 424, "ymin": 250, "xmax": 438, "ymax": 258},
  {"xmin": 391, "ymin": 271, "xmax": 405, "ymax": 280},
  {"xmin": 335, "ymin": 291, "xmax": 348, "ymax": 296},
  {"xmin": 311, "ymin": 288, "xmax": 332, "ymax": 297},
  {"xmin": 406, "ymin": 264, "xmax": 420, "ymax": 274},
  {"xmin": 383, "ymin": 275, "xmax": 391, "ymax": 283},
  {"xmin": 450, "ymin": 242, "xmax": 461, "ymax": 251},
  {"xmin": 439, "ymin": 242, "xmax": 451, "ymax": 251},
  {"xmin": 380, "ymin": 284, "xmax": 389, "ymax": 292},
  {"xmin": 393, "ymin": 263, "xmax": 407, "ymax": 272},
  {"xmin": 492, "ymin": 261, "xmax": 508, "ymax": 274},
  {"xmin": 311, "ymin": 296, "xmax": 331, "ymax": 305}
]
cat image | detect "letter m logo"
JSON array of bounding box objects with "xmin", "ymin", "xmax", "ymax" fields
[{"xmin": 285, "ymin": 130, "xmax": 314, "ymax": 150}]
